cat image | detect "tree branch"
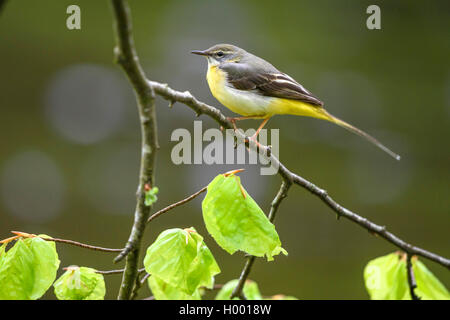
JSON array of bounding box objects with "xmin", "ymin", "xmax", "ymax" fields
[
  {"xmin": 147, "ymin": 186, "xmax": 207, "ymax": 224},
  {"xmin": 110, "ymin": 0, "xmax": 159, "ymax": 300},
  {"xmin": 292, "ymin": 176, "xmax": 450, "ymax": 269},
  {"xmin": 406, "ymin": 253, "xmax": 420, "ymax": 300}
]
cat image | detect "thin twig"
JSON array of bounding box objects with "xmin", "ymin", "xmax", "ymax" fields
[
  {"xmin": 111, "ymin": 0, "xmax": 159, "ymax": 300},
  {"xmin": 130, "ymin": 269, "xmax": 149, "ymax": 300},
  {"xmin": 406, "ymin": 253, "xmax": 420, "ymax": 300},
  {"xmin": 6, "ymin": 231, "xmax": 123, "ymax": 253},
  {"xmin": 95, "ymin": 269, "xmax": 125, "ymax": 275},
  {"xmin": 232, "ymin": 258, "xmax": 255, "ymax": 300},
  {"xmin": 290, "ymin": 172, "xmax": 450, "ymax": 269},
  {"xmin": 44, "ymin": 237, "xmax": 123, "ymax": 253},
  {"xmin": 95, "ymin": 267, "xmax": 145, "ymax": 275},
  {"xmin": 140, "ymin": 272, "xmax": 150, "ymax": 285},
  {"xmin": 147, "ymin": 186, "xmax": 207, "ymax": 223},
  {"xmin": 230, "ymin": 180, "xmax": 292, "ymax": 299}
]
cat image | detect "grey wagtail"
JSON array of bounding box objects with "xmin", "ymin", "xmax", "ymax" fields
[{"xmin": 191, "ymin": 44, "xmax": 400, "ymax": 160}]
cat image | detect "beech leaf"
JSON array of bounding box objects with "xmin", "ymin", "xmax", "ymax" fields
[
  {"xmin": 144, "ymin": 228, "xmax": 220, "ymax": 295},
  {"xmin": 0, "ymin": 236, "xmax": 60, "ymax": 300},
  {"xmin": 53, "ymin": 266, "xmax": 105, "ymax": 300},
  {"xmin": 202, "ymin": 173, "xmax": 287, "ymax": 261},
  {"xmin": 148, "ymin": 275, "xmax": 201, "ymax": 300},
  {"xmin": 215, "ymin": 279, "xmax": 263, "ymax": 300}
]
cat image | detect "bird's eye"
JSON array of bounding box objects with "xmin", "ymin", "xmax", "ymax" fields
[{"xmin": 216, "ymin": 51, "xmax": 224, "ymax": 57}]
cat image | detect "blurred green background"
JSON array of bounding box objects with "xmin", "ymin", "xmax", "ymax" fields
[{"xmin": 0, "ymin": 0, "xmax": 449, "ymax": 299}]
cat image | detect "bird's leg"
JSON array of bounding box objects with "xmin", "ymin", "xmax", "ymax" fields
[
  {"xmin": 251, "ymin": 118, "xmax": 270, "ymax": 140},
  {"xmin": 245, "ymin": 118, "xmax": 270, "ymax": 150},
  {"xmin": 226, "ymin": 117, "xmax": 238, "ymax": 131},
  {"xmin": 226, "ymin": 116, "xmax": 261, "ymax": 131},
  {"xmin": 252, "ymin": 118, "xmax": 270, "ymax": 139},
  {"xmin": 226, "ymin": 116, "xmax": 270, "ymax": 150}
]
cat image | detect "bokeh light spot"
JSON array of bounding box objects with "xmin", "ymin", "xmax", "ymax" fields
[
  {"xmin": 44, "ymin": 64, "xmax": 126, "ymax": 145},
  {"xmin": 1, "ymin": 150, "xmax": 66, "ymax": 223}
]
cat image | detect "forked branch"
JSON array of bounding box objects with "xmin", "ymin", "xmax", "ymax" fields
[{"xmin": 111, "ymin": 0, "xmax": 159, "ymax": 300}]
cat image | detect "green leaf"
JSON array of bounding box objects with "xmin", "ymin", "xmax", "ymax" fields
[
  {"xmin": 202, "ymin": 173, "xmax": 287, "ymax": 261},
  {"xmin": 364, "ymin": 252, "xmax": 409, "ymax": 300},
  {"xmin": 0, "ymin": 240, "xmax": 34, "ymax": 299},
  {"xmin": 0, "ymin": 236, "xmax": 60, "ymax": 300},
  {"xmin": 53, "ymin": 266, "xmax": 105, "ymax": 300},
  {"xmin": 364, "ymin": 252, "xmax": 450, "ymax": 300},
  {"xmin": 215, "ymin": 279, "xmax": 263, "ymax": 300},
  {"xmin": 144, "ymin": 228, "xmax": 221, "ymax": 295},
  {"xmin": 0, "ymin": 243, "xmax": 5, "ymax": 258},
  {"xmin": 145, "ymin": 186, "xmax": 159, "ymax": 206},
  {"xmin": 148, "ymin": 275, "xmax": 201, "ymax": 300},
  {"xmin": 413, "ymin": 259, "xmax": 450, "ymax": 300},
  {"xmin": 267, "ymin": 294, "xmax": 298, "ymax": 300}
]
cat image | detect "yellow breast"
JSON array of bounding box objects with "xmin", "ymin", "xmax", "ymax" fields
[
  {"xmin": 206, "ymin": 65, "xmax": 226, "ymax": 99},
  {"xmin": 206, "ymin": 65, "xmax": 272, "ymax": 117}
]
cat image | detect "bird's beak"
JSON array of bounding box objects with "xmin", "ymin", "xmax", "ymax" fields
[{"xmin": 191, "ymin": 50, "xmax": 210, "ymax": 56}]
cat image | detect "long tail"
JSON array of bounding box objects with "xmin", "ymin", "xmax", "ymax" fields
[{"xmin": 320, "ymin": 109, "xmax": 401, "ymax": 161}]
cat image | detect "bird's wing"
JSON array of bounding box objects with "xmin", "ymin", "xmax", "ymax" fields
[{"xmin": 221, "ymin": 63, "xmax": 323, "ymax": 107}]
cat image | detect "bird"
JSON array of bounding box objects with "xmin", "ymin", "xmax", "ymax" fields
[{"xmin": 191, "ymin": 44, "xmax": 400, "ymax": 160}]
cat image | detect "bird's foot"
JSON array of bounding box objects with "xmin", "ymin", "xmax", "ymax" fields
[{"xmin": 245, "ymin": 134, "xmax": 265, "ymax": 150}]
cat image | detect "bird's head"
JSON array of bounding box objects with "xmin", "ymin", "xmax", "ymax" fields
[{"xmin": 191, "ymin": 44, "xmax": 245, "ymax": 66}]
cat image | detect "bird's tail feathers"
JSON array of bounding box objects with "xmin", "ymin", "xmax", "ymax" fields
[{"xmin": 319, "ymin": 109, "xmax": 401, "ymax": 161}]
